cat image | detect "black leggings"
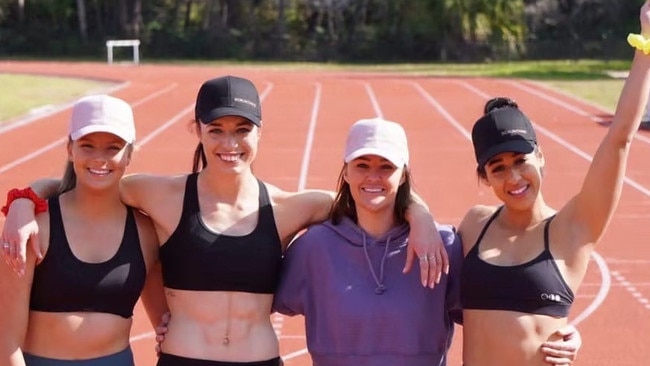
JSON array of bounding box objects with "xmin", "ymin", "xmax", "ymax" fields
[{"xmin": 156, "ymin": 353, "xmax": 282, "ymax": 366}]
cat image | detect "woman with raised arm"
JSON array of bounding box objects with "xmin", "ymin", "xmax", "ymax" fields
[
  {"xmin": 459, "ymin": 4, "xmax": 650, "ymax": 364},
  {"xmin": 1, "ymin": 76, "xmax": 446, "ymax": 365},
  {"xmin": 0, "ymin": 95, "xmax": 164, "ymax": 366}
]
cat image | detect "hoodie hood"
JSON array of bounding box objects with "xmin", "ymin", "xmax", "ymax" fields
[{"xmin": 322, "ymin": 216, "xmax": 410, "ymax": 248}]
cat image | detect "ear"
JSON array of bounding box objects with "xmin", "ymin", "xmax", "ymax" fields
[
  {"xmin": 256, "ymin": 124, "xmax": 262, "ymax": 138},
  {"xmin": 125, "ymin": 144, "xmax": 134, "ymax": 165},
  {"xmin": 343, "ymin": 165, "xmax": 350, "ymax": 183},
  {"xmin": 193, "ymin": 121, "xmax": 202, "ymax": 139},
  {"xmin": 536, "ymin": 146, "xmax": 545, "ymax": 168},
  {"xmin": 480, "ymin": 175, "xmax": 491, "ymax": 187}
]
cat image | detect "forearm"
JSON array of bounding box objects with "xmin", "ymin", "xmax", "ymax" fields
[
  {"xmin": 3, "ymin": 347, "xmax": 26, "ymax": 366},
  {"xmin": 140, "ymin": 262, "xmax": 169, "ymax": 329},
  {"xmin": 405, "ymin": 193, "xmax": 434, "ymax": 224}
]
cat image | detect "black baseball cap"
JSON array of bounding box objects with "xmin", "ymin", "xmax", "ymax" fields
[
  {"xmin": 471, "ymin": 107, "xmax": 537, "ymax": 168},
  {"xmin": 194, "ymin": 75, "xmax": 262, "ymax": 126}
]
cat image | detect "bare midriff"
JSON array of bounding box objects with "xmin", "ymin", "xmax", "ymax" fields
[
  {"xmin": 161, "ymin": 289, "xmax": 278, "ymax": 362},
  {"xmin": 23, "ymin": 311, "xmax": 132, "ymax": 359},
  {"xmin": 463, "ymin": 309, "xmax": 567, "ymax": 366}
]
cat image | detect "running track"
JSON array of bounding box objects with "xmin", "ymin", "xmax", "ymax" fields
[{"xmin": 1, "ymin": 61, "xmax": 649, "ymax": 365}]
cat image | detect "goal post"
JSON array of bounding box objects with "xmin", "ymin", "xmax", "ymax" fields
[{"xmin": 106, "ymin": 39, "xmax": 141, "ymax": 64}]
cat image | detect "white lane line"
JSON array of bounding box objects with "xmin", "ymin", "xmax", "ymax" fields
[
  {"xmin": 297, "ymin": 83, "xmax": 322, "ymax": 191},
  {"xmin": 364, "ymin": 82, "xmax": 383, "ymax": 118}
]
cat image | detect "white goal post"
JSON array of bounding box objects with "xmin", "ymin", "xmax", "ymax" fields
[{"xmin": 106, "ymin": 39, "xmax": 141, "ymax": 64}]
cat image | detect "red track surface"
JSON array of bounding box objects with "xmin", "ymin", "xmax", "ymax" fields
[{"xmin": 1, "ymin": 61, "xmax": 649, "ymax": 365}]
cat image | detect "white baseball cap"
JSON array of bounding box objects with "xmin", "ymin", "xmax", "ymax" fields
[
  {"xmin": 69, "ymin": 95, "xmax": 135, "ymax": 143},
  {"xmin": 344, "ymin": 118, "xmax": 409, "ymax": 167}
]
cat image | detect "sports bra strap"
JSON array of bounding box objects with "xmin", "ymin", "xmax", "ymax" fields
[
  {"xmin": 183, "ymin": 173, "xmax": 200, "ymax": 216},
  {"xmin": 471, "ymin": 206, "xmax": 503, "ymax": 249},
  {"xmin": 543, "ymin": 214, "xmax": 556, "ymax": 251}
]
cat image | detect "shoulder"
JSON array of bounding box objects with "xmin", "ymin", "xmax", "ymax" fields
[
  {"xmin": 459, "ymin": 204, "xmax": 498, "ymax": 230},
  {"xmin": 457, "ymin": 204, "xmax": 499, "ymax": 249}
]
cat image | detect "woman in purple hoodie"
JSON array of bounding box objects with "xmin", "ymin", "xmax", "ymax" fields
[{"xmin": 272, "ymin": 118, "xmax": 580, "ymax": 366}]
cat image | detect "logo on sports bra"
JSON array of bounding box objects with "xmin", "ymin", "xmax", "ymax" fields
[{"xmin": 541, "ymin": 293, "xmax": 562, "ymax": 302}]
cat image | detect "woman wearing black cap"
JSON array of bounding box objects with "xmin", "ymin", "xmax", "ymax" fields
[
  {"xmin": 1, "ymin": 75, "xmax": 447, "ymax": 366},
  {"xmin": 459, "ymin": 3, "xmax": 650, "ymax": 365}
]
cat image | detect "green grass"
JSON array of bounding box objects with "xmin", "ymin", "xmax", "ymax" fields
[
  {"xmin": 150, "ymin": 58, "xmax": 632, "ymax": 79},
  {"xmin": 0, "ymin": 60, "xmax": 630, "ymax": 123},
  {"xmin": 544, "ymin": 79, "xmax": 624, "ymax": 111},
  {"xmin": 0, "ymin": 74, "xmax": 113, "ymax": 123}
]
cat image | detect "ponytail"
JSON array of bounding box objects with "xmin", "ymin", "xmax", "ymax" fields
[{"xmin": 192, "ymin": 143, "xmax": 207, "ymax": 172}]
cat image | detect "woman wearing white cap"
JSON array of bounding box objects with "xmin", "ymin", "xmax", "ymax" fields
[
  {"xmin": 459, "ymin": 3, "xmax": 650, "ymax": 365},
  {"xmin": 272, "ymin": 118, "xmax": 581, "ymax": 366},
  {"xmin": 1, "ymin": 77, "xmax": 446, "ymax": 366},
  {"xmin": 0, "ymin": 95, "xmax": 165, "ymax": 366}
]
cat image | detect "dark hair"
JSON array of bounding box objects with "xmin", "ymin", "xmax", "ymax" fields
[
  {"xmin": 59, "ymin": 138, "xmax": 134, "ymax": 194},
  {"xmin": 329, "ymin": 163, "xmax": 413, "ymax": 225},
  {"xmin": 192, "ymin": 119, "xmax": 208, "ymax": 172},
  {"xmin": 58, "ymin": 160, "xmax": 76, "ymax": 194},
  {"xmin": 483, "ymin": 97, "xmax": 519, "ymax": 114}
]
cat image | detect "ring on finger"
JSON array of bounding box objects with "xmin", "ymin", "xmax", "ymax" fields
[
  {"xmin": 419, "ymin": 255, "xmax": 429, "ymax": 262},
  {"xmin": 2, "ymin": 242, "xmax": 10, "ymax": 249},
  {"xmin": 427, "ymin": 255, "xmax": 436, "ymax": 262}
]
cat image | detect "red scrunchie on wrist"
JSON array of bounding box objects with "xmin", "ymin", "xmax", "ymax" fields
[{"xmin": 1, "ymin": 188, "xmax": 48, "ymax": 216}]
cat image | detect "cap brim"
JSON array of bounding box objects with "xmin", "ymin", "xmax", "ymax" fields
[
  {"xmin": 70, "ymin": 125, "xmax": 135, "ymax": 143},
  {"xmin": 200, "ymin": 107, "xmax": 261, "ymax": 126},
  {"xmin": 478, "ymin": 140, "xmax": 535, "ymax": 167},
  {"xmin": 344, "ymin": 147, "xmax": 405, "ymax": 167}
]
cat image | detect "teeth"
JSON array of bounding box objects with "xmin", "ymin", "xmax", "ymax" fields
[
  {"xmin": 510, "ymin": 186, "xmax": 527, "ymax": 195},
  {"xmin": 363, "ymin": 187, "xmax": 383, "ymax": 193},
  {"xmin": 219, "ymin": 154, "xmax": 240, "ymax": 162},
  {"xmin": 89, "ymin": 168, "xmax": 110, "ymax": 175}
]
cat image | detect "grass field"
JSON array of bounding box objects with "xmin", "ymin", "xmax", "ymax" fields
[
  {"xmin": 0, "ymin": 59, "xmax": 628, "ymax": 124},
  {"xmin": 0, "ymin": 74, "xmax": 113, "ymax": 123}
]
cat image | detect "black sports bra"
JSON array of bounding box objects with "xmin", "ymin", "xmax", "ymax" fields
[
  {"xmin": 30, "ymin": 196, "xmax": 146, "ymax": 318},
  {"xmin": 460, "ymin": 207, "xmax": 575, "ymax": 317},
  {"xmin": 160, "ymin": 173, "xmax": 283, "ymax": 293}
]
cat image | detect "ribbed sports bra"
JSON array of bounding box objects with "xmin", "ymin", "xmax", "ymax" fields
[
  {"xmin": 160, "ymin": 173, "xmax": 283, "ymax": 293},
  {"xmin": 460, "ymin": 207, "xmax": 575, "ymax": 317},
  {"xmin": 29, "ymin": 196, "xmax": 146, "ymax": 318}
]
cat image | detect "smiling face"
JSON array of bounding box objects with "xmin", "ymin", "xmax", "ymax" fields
[
  {"xmin": 343, "ymin": 154, "xmax": 406, "ymax": 215},
  {"xmin": 482, "ymin": 149, "xmax": 545, "ymax": 210},
  {"xmin": 67, "ymin": 132, "xmax": 132, "ymax": 191},
  {"xmin": 198, "ymin": 115, "xmax": 261, "ymax": 174}
]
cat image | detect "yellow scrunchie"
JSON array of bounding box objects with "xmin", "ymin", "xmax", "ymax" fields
[{"xmin": 628, "ymin": 33, "xmax": 650, "ymax": 55}]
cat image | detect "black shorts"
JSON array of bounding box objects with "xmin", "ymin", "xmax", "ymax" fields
[
  {"xmin": 23, "ymin": 347, "xmax": 133, "ymax": 366},
  {"xmin": 156, "ymin": 353, "xmax": 282, "ymax": 366}
]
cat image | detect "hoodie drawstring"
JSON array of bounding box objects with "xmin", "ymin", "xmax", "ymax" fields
[{"xmin": 362, "ymin": 233, "xmax": 391, "ymax": 295}]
